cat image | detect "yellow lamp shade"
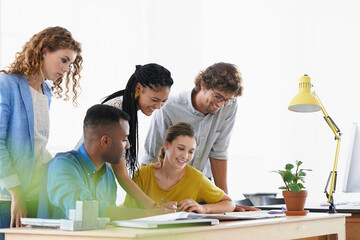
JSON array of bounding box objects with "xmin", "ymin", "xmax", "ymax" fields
[{"xmin": 288, "ymin": 74, "xmax": 322, "ymax": 112}]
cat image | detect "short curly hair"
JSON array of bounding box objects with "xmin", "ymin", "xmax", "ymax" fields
[
  {"xmin": 194, "ymin": 62, "xmax": 243, "ymax": 97},
  {"xmin": 1, "ymin": 26, "xmax": 83, "ymax": 106}
]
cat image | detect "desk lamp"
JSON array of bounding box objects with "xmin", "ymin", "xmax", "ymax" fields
[{"xmin": 288, "ymin": 74, "xmax": 342, "ymax": 213}]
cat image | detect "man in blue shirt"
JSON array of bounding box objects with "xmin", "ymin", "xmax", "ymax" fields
[{"xmin": 38, "ymin": 104, "xmax": 168, "ymax": 220}]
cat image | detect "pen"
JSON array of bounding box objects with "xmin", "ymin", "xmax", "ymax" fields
[
  {"xmin": 161, "ymin": 198, "xmax": 180, "ymax": 211},
  {"xmin": 161, "ymin": 198, "xmax": 180, "ymax": 206},
  {"xmin": 268, "ymin": 206, "xmax": 286, "ymax": 214}
]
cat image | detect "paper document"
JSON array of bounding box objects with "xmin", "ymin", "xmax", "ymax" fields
[
  {"xmin": 112, "ymin": 210, "xmax": 285, "ymax": 229},
  {"xmin": 132, "ymin": 212, "xmax": 189, "ymax": 221},
  {"xmin": 187, "ymin": 211, "xmax": 285, "ymax": 220},
  {"xmin": 112, "ymin": 218, "xmax": 219, "ymax": 229},
  {"xmin": 21, "ymin": 218, "xmax": 61, "ymax": 228}
]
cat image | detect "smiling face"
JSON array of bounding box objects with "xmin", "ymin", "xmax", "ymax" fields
[
  {"xmin": 199, "ymin": 87, "xmax": 235, "ymax": 115},
  {"xmin": 136, "ymin": 84, "xmax": 171, "ymax": 116},
  {"xmin": 41, "ymin": 48, "xmax": 77, "ymax": 81},
  {"xmin": 164, "ymin": 135, "xmax": 197, "ymax": 170}
]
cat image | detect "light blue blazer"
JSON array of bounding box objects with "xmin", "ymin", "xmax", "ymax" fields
[{"xmin": 0, "ymin": 73, "xmax": 52, "ymax": 196}]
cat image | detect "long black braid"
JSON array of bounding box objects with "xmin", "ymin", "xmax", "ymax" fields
[{"xmin": 102, "ymin": 63, "xmax": 173, "ymax": 177}]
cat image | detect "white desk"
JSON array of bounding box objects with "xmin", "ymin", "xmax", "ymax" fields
[
  {"xmin": 260, "ymin": 203, "xmax": 360, "ymax": 239},
  {"xmin": 2, "ymin": 213, "xmax": 349, "ymax": 240}
]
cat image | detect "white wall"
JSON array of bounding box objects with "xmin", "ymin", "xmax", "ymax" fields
[{"xmin": 1, "ymin": 0, "xmax": 360, "ymax": 204}]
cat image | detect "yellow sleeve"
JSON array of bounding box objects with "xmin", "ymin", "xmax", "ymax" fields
[{"xmin": 196, "ymin": 175, "xmax": 224, "ymax": 204}]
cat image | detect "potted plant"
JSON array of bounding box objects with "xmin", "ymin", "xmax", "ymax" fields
[{"xmin": 271, "ymin": 160, "xmax": 312, "ymax": 216}]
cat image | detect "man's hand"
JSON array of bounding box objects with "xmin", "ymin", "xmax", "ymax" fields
[
  {"xmin": 234, "ymin": 204, "xmax": 261, "ymax": 212},
  {"xmin": 8, "ymin": 186, "xmax": 27, "ymax": 228}
]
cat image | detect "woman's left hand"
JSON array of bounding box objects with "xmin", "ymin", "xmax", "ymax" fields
[{"xmin": 178, "ymin": 199, "xmax": 206, "ymax": 213}]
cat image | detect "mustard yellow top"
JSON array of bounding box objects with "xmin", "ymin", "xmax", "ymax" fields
[{"xmin": 124, "ymin": 164, "xmax": 225, "ymax": 209}]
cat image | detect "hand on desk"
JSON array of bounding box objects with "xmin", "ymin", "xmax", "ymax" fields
[
  {"xmin": 9, "ymin": 186, "xmax": 27, "ymax": 228},
  {"xmin": 161, "ymin": 201, "xmax": 178, "ymax": 211},
  {"xmin": 234, "ymin": 204, "xmax": 261, "ymax": 212}
]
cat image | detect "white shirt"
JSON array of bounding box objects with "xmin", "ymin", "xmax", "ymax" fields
[{"xmin": 142, "ymin": 90, "xmax": 238, "ymax": 178}]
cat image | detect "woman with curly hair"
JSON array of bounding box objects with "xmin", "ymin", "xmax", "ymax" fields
[
  {"xmin": 0, "ymin": 26, "xmax": 83, "ymax": 231},
  {"xmin": 99, "ymin": 64, "xmax": 174, "ymax": 209}
]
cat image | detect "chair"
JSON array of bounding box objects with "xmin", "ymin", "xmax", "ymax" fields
[
  {"xmin": 234, "ymin": 198, "xmax": 254, "ymax": 206},
  {"xmin": 263, "ymin": 197, "xmax": 285, "ymax": 205}
]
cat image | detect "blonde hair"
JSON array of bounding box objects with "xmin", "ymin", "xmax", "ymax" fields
[
  {"xmin": 1, "ymin": 26, "xmax": 83, "ymax": 106},
  {"xmin": 153, "ymin": 122, "xmax": 196, "ymax": 169}
]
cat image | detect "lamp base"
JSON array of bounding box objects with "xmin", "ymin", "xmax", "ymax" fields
[{"xmin": 328, "ymin": 204, "xmax": 337, "ymax": 214}]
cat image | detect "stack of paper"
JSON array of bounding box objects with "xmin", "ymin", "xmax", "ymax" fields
[
  {"xmin": 112, "ymin": 210, "xmax": 285, "ymax": 229},
  {"xmin": 21, "ymin": 218, "xmax": 61, "ymax": 229}
]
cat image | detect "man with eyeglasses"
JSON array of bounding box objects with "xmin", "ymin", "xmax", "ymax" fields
[{"xmin": 142, "ymin": 63, "xmax": 254, "ymax": 211}]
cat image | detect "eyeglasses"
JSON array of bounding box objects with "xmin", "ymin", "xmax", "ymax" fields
[{"xmin": 210, "ymin": 89, "xmax": 235, "ymax": 105}]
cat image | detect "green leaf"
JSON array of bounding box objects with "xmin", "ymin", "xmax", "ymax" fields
[
  {"xmin": 289, "ymin": 184, "xmax": 301, "ymax": 193},
  {"xmin": 301, "ymin": 168, "xmax": 312, "ymax": 172},
  {"xmin": 298, "ymin": 183, "xmax": 305, "ymax": 189},
  {"xmin": 284, "ymin": 171, "xmax": 294, "ymax": 182},
  {"xmin": 296, "ymin": 160, "xmax": 303, "ymax": 167},
  {"xmin": 298, "ymin": 171, "xmax": 306, "ymax": 177},
  {"xmin": 278, "ymin": 170, "xmax": 286, "ymax": 178},
  {"xmin": 285, "ymin": 164, "xmax": 294, "ymax": 171}
]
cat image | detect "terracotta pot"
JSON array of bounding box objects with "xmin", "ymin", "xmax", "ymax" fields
[{"xmin": 282, "ymin": 190, "xmax": 308, "ymax": 211}]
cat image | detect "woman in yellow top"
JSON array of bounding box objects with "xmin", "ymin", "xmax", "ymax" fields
[{"xmin": 124, "ymin": 122, "xmax": 235, "ymax": 213}]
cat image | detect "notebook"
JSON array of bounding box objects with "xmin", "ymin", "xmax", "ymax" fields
[
  {"xmin": 21, "ymin": 218, "xmax": 61, "ymax": 229},
  {"xmin": 112, "ymin": 218, "xmax": 219, "ymax": 229}
]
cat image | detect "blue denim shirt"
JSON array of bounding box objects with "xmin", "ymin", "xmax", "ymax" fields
[
  {"xmin": 37, "ymin": 145, "xmax": 117, "ymax": 219},
  {"xmin": 0, "ymin": 73, "xmax": 52, "ymax": 196}
]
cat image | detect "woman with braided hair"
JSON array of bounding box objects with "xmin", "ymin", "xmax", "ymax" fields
[
  {"xmin": 0, "ymin": 26, "xmax": 83, "ymax": 232},
  {"xmin": 102, "ymin": 63, "xmax": 174, "ymax": 209}
]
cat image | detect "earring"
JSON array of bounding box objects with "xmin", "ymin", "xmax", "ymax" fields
[{"xmin": 134, "ymin": 90, "xmax": 140, "ymax": 99}]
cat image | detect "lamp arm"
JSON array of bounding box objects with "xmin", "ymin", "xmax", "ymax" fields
[
  {"xmin": 313, "ymin": 91, "xmax": 342, "ymax": 213},
  {"xmin": 313, "ymin": 92, "xmax": 341, "ymax": 139}
]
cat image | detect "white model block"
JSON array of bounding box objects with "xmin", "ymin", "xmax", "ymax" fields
[
  {"xmin": 69, "ymin": 209, "xmax": 76, "ymax": 221},
  {"xmin": 75, "ymin": 201, "xmax": 84, "ymax": 221},
  {"xmin": 60, "ymin": 219, "xmax": 82, "ymax": 231},
  {"xmin": 97, "ymin": 217, "xmax": 110, "ymax": 229},
  {"xmin": 62, "ymin": 200, "xmax": 105, "ymax": 231},
  {"xmin": 75, "ymin": 200, "xmax": 98, "ymax": 230}
]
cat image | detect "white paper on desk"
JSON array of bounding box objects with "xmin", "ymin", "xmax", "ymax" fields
[
  {"xmin": 187, "ymin": 211, "xmax": 285, "ymax": 220},
  {"xmin": 132, "ymin": 212, "xmax": 190, "ymax": 221},
  {"xmin": 21, "ymin": 218, "xmax": 61, "ymax": 228},
  {"xmin": 113, "ymin": 212, "xmax": 219, "ymax": 229},
  {"xmin": 112, "ymin": 218, "xmax": 219, "ymax": 229},
  {"xmin": 130, "ymin": 211, "xmax": 284, "ymax": 222}
]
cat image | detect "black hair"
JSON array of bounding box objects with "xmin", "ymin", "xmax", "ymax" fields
[
  {"xmin": 84, "ymin": 104, "xmax": 130, "ymax": 129},
  {"xmin": 101, "ymin": 63, "xmax": 173, "ymax": 177}
]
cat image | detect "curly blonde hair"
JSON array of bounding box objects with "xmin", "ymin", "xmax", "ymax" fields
[
  {"xmin": 194, "ymin": 62, "xmax": 243, "ymax": 97},
  {"xmin": 1, "ymin": 26, "xmax": 83, "ymax": 106}
]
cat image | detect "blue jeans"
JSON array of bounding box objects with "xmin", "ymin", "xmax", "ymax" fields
[{"xmin": 0, "ymin": 200, "xmax": 38, "ymax": 240}]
